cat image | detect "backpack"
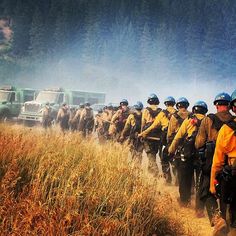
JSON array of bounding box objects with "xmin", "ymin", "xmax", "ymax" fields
[
  {"xmin": 181, "ymin": 114, "xmax": 202, "ymax": 158},
  {"xmin": 168, "ymin": 112, "xmax": 185, "ymax": 143},
  {"xmin": 116, "ymin": 109, "xmax": 130, "ymax": 132},
  {"xmin": 143, "ymin": 107, "xmax": 162, "ymax": 137},
  {"xmin": 129, "ymin": 113, "xmax": 142, "ymax": 138}
]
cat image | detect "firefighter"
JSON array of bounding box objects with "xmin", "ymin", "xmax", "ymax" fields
[
  {"xmin": 78, "ymin": 102, "xmax": 94, "ymax": 137},
  {"xmin": 109, "ymin": 99, "xmax": 130, "ymax": 140},
  {"xmin": 140, "ymin": 93, "xmax": 162, "ymax": 177},
  {"xmin": 195, "ymin": 92, "xmax": 233, "ymax": 225},
  {"xmin": 73, "ymin": 103, "xmax": 85, "ymax": 129},
  {"xmin": 69, "ymin": 107, "xmax": 77, "ymax": 131},
  {"xmin": 102, "ymin": 104, "xmax": 114, "ymax": 139},
  {"xmin": 167, "ymin": 97, "xmax": 191, "ymax": 185},
  {"xmin": 56, "ymin": 103, "xmax": 70, "ymax": 133},
  {"xmin": 94, "ymin": 108, "xmax": 105, "ymax": 143},
  {"xmin": 168, "ymin": 100, "xmax": 207, "ymax": 207},
  {"xmin": 138, "ymin": 96, "xmax": 176, "ymax": 181},
  {"xmin": 210, "ymin": 90, "xmax": 236, "ymax": 236},
  {"xmin": 120, "ymin": 101, "xmax": 144, "ymax": 164},
  {"xmin": 41, "ymin": 102, "xmax": 53, "ymax": 129}
]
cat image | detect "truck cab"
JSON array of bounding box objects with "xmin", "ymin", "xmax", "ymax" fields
[
  {"xmin": 19, "ymin": 88, "xmax": 64, "ymax": 123},
  {"xmin": 19, "ymin": 88, "xmax": 106, "ymax": 124},
  {"xmin": 0, "ymin": 86, "xmax": 35, "ymax": 120}
]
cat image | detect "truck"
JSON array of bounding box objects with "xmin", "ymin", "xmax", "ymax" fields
[
  {"xmin": 18, "ymin": 88, "xmax": 106, "ymax": 124},
  {"xmin": 0, "ymin": 85, "xmax": 36, "ymax": 121}
]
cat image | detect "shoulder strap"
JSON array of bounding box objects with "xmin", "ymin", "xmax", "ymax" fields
[
  {"xmin": 207, "ymin": 113, "xmax": 225, "ymax": 131},
  {"xmin": 226, "ymin": 118, "xmax": 236, "ymax": 135},
  {"xmin": 146, "ymin": 107, "xmax": 162, "ymax": 119},
  {"xmin": 162, "ymin": 109, "xmax": 170, "ymax": 118},
  {"xmin": 173, "ymin": 112, "xmax": 184, "ymax": 125}
]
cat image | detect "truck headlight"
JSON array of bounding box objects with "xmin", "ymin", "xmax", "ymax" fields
[{"xmin": 21, "ymin": 106, "xmax": 25, "ymax": 112}]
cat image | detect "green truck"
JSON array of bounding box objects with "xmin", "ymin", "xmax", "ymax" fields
[
  {"xmin": 18, "ymin": 88, "xmax": 106, "ymax": 124},
  {"xmin": 0, "ymin": 86, "xmax": 36, "ymax": 120}
]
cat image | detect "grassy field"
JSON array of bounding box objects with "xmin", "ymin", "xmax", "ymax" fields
[{"xmin": 0, "ymin": 124, "xmax": 210, "ymax": 236}]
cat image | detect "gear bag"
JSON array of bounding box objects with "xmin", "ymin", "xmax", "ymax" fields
[
  {"xmin": 199, "ymin": 114, "xmax": 231, "ymax": 174},
  {"xmin": 116, "ymin": 109, "xmax": 130, "ymax": 132},
  {"xmin": 143, "ymin": 107, "xmax": 162, "ymax": 137},
  {"xmin": 168, "ymin": 112, "xmax": 185, "ymax": 144},
  {"xmin": 178, "ymin": 114, "xmax": 202, "ymax": 161},
  {"xmin": 129, "ymin": 113, "xmax": 142, "ymax": 139}
]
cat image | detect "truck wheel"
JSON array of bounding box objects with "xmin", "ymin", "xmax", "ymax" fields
[
  {"xmin": 23, "ymin": 120, "xmax": 35, "ymax": 127},
  {"xmin": 0, "ymin": 110, "xmax": 9, "ymax": 122}
]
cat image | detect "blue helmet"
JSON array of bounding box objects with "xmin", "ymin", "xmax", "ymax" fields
[
  {"xmin": 164, "ymin": 96, "xmax": 176, "ymax": 106},
  {"xmin": 213, "ymin": 92, "xmax": 231, "ymax": 105},
  {"xmin": 120, "ymin": 99, "xmax": 128, "ymax": 106},
  {"xmin": 192, "ymin": 100, "xmax": 208, "ymax": 114},
  {"xmin": 147, "ymin": 93, "xmax": 159, "ymax": 105},
  {"xmin": 176, "ymin": 97, "xmax": 189, "ymax": 108},
  {"xmin": 133, "ymin": 101, "xmax": 143, "ymax": 110},
  {"xmin": 231, "ymin": 89, "xmax": 236, "ymax": 106}
]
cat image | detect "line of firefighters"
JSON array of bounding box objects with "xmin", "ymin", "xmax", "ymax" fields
[{"xmin": 41, "ymin": 90, "xmax": 236, "ymax": 235}]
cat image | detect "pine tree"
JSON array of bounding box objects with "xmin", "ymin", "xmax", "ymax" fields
[
  {"xmin": 11, "ymin": 0, "xmax": 34, "ymax": 57},
  {"xmin": 28, "ymin": 6, "xmax": 45, "ymax": 60}
]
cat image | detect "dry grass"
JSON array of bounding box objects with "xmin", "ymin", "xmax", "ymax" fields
[{"xmin": 0, "ymin": 124, "xmax": 199, "ymax": 236}]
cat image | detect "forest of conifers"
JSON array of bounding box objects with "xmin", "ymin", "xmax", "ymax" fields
[{"xmin": 0, "ymin": 0, "xmax": 236, "ymax": 83}]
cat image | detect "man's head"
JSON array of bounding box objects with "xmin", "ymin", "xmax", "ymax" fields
[
  {"xmin": 85, "ymin": 102, "xmax": 90, "ymax": 108},
  {"xmin": 133, "ymin": 101, "xmax": 143, "ymax": 111},
  {"xmin": 214, "ymin": 92, "xmax": 231, "ymax": 112},
  {"xmin": 176, "ymin": 97, "xmax": 189, "ymax": 111},
  {"xmin": 62, "ymin": 103, "xmax": 69, "ymax": 110},
  {"xmin": 230, "ymin": 90, "xmax": 236, "ymax": 114},
  {"xmin": 120, "ymin": 99, "xmax": 128, "ymax": 111},
  {"xmin": 192, "ymin": 100, "xmax": 208, "ymax": 115},
  {"xmin": 79, "ymin": 103, "xmax": 85, "ymax": 109},
  {"xmin": 147, "ymin": 93, "xmax": 159, "ymax": 105},
  {"xmin": 164, "ymin": 96, "xmax": 175, "ymax": 107}
]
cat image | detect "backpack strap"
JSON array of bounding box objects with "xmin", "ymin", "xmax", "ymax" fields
[
  {"xmin": 207, "ymin": 113, "xmax": 225, "ymax": 131},
  {"xmin": 146, "ymin": 107, "xmax": 162, "ymax": 119},
  {"xmin": 173, "ymin": 112, "xmax": 184, "ymax": 125},
  {"xmin": 226, "ymin": 118, "xmax": 236, "ymax": 136}
]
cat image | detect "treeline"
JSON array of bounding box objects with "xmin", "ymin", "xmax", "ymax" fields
[{"xmin": 0, "ymin": 0, "xmax": 236, "ymax": 82}]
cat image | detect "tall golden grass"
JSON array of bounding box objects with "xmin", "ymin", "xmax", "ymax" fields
[{"xmin": 0, "ymin": 124, "xmax": 197, "ymax": 235}]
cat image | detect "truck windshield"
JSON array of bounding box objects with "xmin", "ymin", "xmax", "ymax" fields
[
  {"xmin": 0, "ymin": 91, "xmax": 10, "ymax": 102},
  {"xmin": 36, "ymin": 91, "xmax": 59, "ymax": 103}
]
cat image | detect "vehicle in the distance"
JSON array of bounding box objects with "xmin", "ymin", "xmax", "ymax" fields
[
  {"xmin": 18, "ymin": 88, "xmax": 106, "ymax": 124},
  {"xmin": 0, "ymin": 85, "xmax": 36, "ymax": 121}
]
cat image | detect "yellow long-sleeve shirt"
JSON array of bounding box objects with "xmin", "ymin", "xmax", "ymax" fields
[
  {"xmin": 140, "ymin": 106, "xmax": 176, "ymax": 137},
  {"xmin": 168, "ymin": 113, "xmax": 205, "ymax": 154},
  {"xmin": 121, "ymin": 111, "xmax": 142, "ymax": 137},
  {"xmin": 210, "ymin": 121, "xmax": 236, "ymax": 193},
  {"xmin": 195, "ymin": 111, "xmax": 233, "ymax": 149},
  {"xmin": 167, "ymin": 109, "xmax": 190, "ymax": 143},
  {"xmin": 141, "ymin": 105, "xmax": 160, "ymax": 131}
]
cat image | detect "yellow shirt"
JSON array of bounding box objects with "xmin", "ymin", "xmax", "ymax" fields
[
  {"xmin": 141, "ymin": 105, "xmax": 160, "ymax": 131},
  {"xmin": 167, "ymin": 109, "xmax": 190, "ymax": 143},
  {"xmin": 122, "ymin": 111, "xmax": 142, "ymax": 137},
  {"xmin": 168, "ymin": 113, "xmax": 205, "ymax": 154},
  {"xmin": 195, "ymin": 111, "xmax": 233, "ymax": 149},
  {"xmin": 140, "ymin": 106, "xmax": 176, "ymax": 137},
  {"xmin": 210, "ymin": 121, "xmax": 236, "ymax": 193}
]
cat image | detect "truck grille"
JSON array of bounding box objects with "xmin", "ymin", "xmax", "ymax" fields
[{"xmin": 25, "ymin": 103, "xmax": 41, "ymax": 113}]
